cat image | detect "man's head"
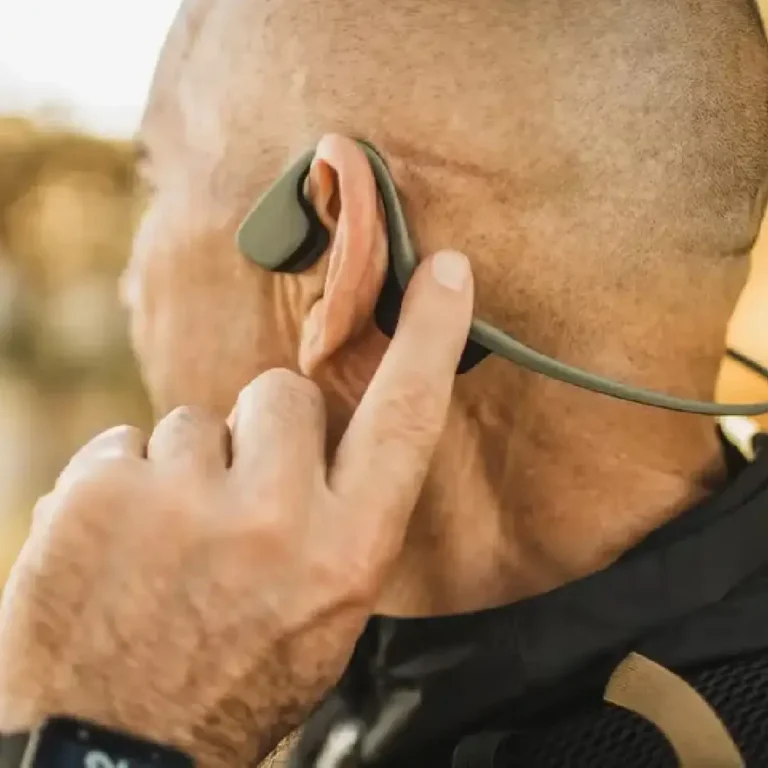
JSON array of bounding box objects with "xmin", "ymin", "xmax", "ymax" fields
[{"xmin": 126, "ymin": 0, "xmax": 768, "ymax": 613}]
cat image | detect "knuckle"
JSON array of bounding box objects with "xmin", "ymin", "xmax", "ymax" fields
[
  {"xmin": 252, "ymin": 368, "xmax": 323, "ymax": 412},
  {"xmin": 98, "ymin": 424, "xmax": 141, "ymax": 442},
  {"xmin": 50, "ymin": 463, "xmax": 131, "ymax": 530},
  {"xmin": 59, "ymin": 452, "xmax": 131, "ymax": 492},
  {"xmin": 61, "ymin": 454, "xmax": 136, "ymax": 495},
  {"xmin": 258, "ymin": 366, "xmax": 304, "ymax": 388},
  {"xmin": 282, "ymin": 379, "xmax": 324, "ymax": 417},
  {"xmin": 30, "ymin": 491, "xmax": 62, "ymax": 534},
  {"xmin": 159, "ymin": 404, "xmax": 209, "ymax": 429},
  {"xmin": 161, "ymin": 406, "xmax": 228, "ymax": 447},
  {"xmin": 265, "ymin": 367, "xmax": 317, "ymax": 396},
  {"xmin": 246, "ymin": 366, "xmax": 300, "ymax": 396},
  {"xmin": 77, "ymin": 424, "xmax": 143, "ymax": 458}
]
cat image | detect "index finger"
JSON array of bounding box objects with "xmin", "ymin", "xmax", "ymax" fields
[{"xmin": 328, "ymin": 250, "xmax": 474, "ymax": 556}]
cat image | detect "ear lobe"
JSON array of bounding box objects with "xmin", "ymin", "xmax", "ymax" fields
[{"xmin": 299, "ymin": 135, "xmax": 389, "ymax": 376}]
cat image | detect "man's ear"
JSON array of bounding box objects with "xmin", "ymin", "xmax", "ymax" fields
[{"xmin": 298, "ymin": 134, "xmax": 389, "ymax": 376}]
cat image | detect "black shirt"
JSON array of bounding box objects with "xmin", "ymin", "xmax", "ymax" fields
[{"xmin": 292, "ymin": 431, "xmax": 768, "ymax": 767}]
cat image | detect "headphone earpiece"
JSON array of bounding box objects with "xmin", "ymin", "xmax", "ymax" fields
[
  {"xmin": 237, "ymin": 149, "xmax": 329, "ymax": 274},
  {"xmin": 236, "ymin": 142, "xmax": 491, "ymax": 373}
]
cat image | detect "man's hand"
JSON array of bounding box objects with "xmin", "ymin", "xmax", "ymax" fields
[{"xmin": 0, "ymin": 250, "xmax": 473, "ymax": 767}]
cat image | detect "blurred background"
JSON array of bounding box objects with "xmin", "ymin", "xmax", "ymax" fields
[
  {"xmin": 0, "ymin": 0, "xmax": 182, "ymax": 579},
  {"xmin": 0, "ymin": 0, "xmax": 767, "ymax": 585}
]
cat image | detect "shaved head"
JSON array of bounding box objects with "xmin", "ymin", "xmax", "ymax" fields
[
  {"xmin": 147, "ymin": 0, "xmax": 768, "ymax": 261},
  {"xmin": 129, "ymin": 0, "xmax": 768, "ymax": 612},
  {"xmin": 139, "ymin": 0, "xmax": 768, "ymax": 378}
]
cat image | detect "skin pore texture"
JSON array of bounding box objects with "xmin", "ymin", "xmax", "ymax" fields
[{"xmin": 127, "ymin": 0, "xmax": 768, "ymax": 617}]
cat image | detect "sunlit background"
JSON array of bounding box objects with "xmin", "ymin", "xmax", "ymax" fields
[
  {"xmin": 0, "ymin": 1, "xmax": 182, "ymax": 137},
  {"xmin": 0, "ymin": 1, "xmax": 181, "ymax": 579},
  {"xmin": 0, "ymin": 0, "xmax": 767, "ymax": 584}
]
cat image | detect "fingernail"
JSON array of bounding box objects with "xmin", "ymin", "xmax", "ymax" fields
[{"xmin": 431, "ymin": 250, "xmax": 469, "ymax": 291}]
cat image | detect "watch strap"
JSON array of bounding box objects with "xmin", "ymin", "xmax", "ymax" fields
[{"xmin": 0, "ymin": 733, "xmax": 31, "ymax": 768}]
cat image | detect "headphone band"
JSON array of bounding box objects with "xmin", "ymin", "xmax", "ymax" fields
[{"xmin": 236, "ymin": 140, "xmax": 768, "ymax": 417}]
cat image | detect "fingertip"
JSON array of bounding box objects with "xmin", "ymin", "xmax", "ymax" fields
[
  {"xmin": 430, "ymin": 250, "xmax": 472, "ymax": 292},
  {"xmin": 393, "ymin": 249, "xmax": 474, "ymax": 358}
]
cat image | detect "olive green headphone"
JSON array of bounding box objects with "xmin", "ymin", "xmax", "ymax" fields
[{"xmin": 237, "ymin": 139, "xmax": 768, "ymax": 417}]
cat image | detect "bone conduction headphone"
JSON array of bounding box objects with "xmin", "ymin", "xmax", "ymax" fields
[{"xmin": 237, "ymin": 139, "xmax": 768, "ymax": 417}]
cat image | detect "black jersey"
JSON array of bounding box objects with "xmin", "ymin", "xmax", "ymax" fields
[{"xmin": 292, "ymin": 428, "xmax": 768, "ymax": 767}]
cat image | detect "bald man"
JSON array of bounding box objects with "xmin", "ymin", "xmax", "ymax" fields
[
  {"xmin": 3, "ymin": 0, "xmax": 768, "ymax": 767},
  {"xmin": 130, "ymin": 0, "xmax": 768, "ymax": 604},
  {"xmin": 125, "ymin": 0, "xmax": 768, "ymax": 763}
]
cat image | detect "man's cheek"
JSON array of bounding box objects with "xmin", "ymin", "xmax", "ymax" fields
[{"xmin": 148, "ymin": 311, "xmax": 279, "ymax": 418}]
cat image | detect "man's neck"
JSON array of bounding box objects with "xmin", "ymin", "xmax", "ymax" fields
[{"xmin": 376, "ymin": 386, "xmax": 727, "ymax": 617}]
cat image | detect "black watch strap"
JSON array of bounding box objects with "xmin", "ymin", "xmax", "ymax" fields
[
  {"xmin": 0, "ymin": 718, "xmax": 196, "ymax": 768},
  {"xmin": 0, "ymin": 733, "xmax": 31, "ymax": 768}
]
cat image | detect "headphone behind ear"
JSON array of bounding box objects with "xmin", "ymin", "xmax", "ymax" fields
[
  {"xmin": 236, "ymin": 140, "xmax": 492, "ymax": 374},
  {"xmin": 236, "ymin": 147, "xmax": 329, "ymax": 274},
  {"xmin": 236, "ymin": 139, "xmax": 768, "ymax": 417},
  {"xmin": 238, "ymin": 141, "xmax": 404, "ymax": 275}
]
